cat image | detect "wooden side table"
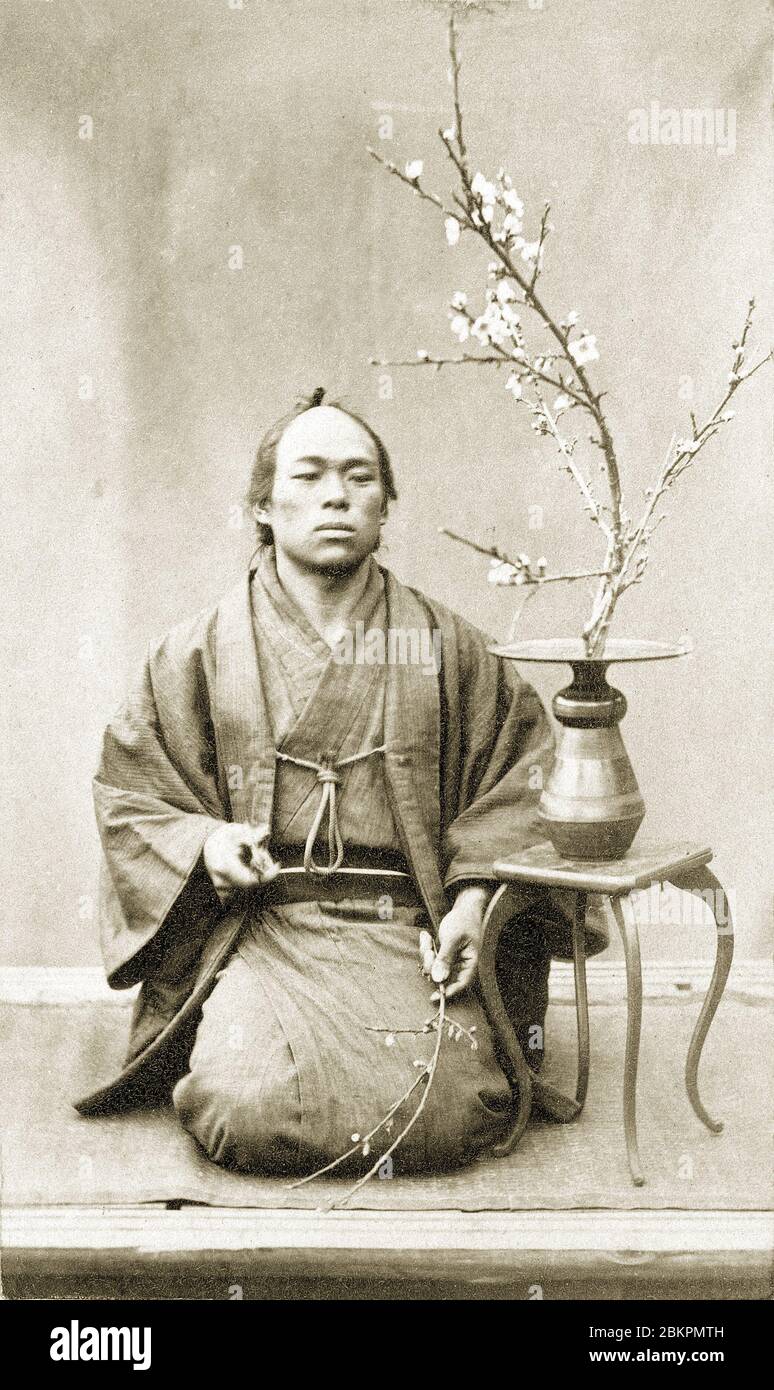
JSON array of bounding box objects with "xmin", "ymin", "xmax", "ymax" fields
[{"xmin": 478, "ymin": 840, "xmax": 734, "ymax": 1186}]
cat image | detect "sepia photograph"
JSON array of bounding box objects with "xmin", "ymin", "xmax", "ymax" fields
[{"xmin": 1, "ymin": 0, "xmax": 771, "ymax": 1334}]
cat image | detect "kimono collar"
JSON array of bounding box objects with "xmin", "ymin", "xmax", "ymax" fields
[{"xmin": 250, "ymin": 544, "xmax": 386, "ymax": 653}]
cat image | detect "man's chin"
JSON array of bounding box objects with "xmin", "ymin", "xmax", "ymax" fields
[{"xmin": 292, "ymin": 537, "xmax": 376, "ymax": 576}]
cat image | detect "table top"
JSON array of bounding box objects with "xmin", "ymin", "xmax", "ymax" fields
[{"xmin": 493, "ymin": 840, "xmax": 713, "ymax": 893}]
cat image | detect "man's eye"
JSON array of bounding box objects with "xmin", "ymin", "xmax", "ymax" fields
[
  {"xmin": 350, "ymin": 472, "xmax": 377, "ymax": 484},
  {"xmin": 292, "ymin": 472, "xmax": 319, "ymax": 481}
]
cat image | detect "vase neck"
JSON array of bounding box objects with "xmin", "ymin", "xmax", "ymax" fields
[{"xmin": 552, "ymin": 660, "xmax": 627, "ymax": 729}]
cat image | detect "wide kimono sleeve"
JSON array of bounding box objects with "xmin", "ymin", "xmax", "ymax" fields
[
  {"xmin": 440, "ymin": 614, "xmax": 555, "ymax": 888},
  {"xmin": 93, "ymin": 608, "xmax": 230, "ymax": 989}
]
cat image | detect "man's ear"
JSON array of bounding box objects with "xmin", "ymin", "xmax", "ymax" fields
[{"xmin": 251, "ymin": 503, "xmax": 270, "ymax": 525}]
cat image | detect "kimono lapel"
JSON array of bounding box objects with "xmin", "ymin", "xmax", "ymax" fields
[
  {"xmin": 381, "ymin": 571, "xmax": 447, "ymax": 928},
  {"xmin": 277, "ymin": 656, "xmax": 384, "ymax": 763},
  {"xmin": 251, "ymin": 549, "xmax": 388, "ymax": 835},
  {"xmin": 213, "ymin": 570, "xmax": 276, "ymax": 827}
]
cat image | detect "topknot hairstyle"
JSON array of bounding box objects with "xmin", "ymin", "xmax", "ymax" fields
[{"xmin": 246, "ymin": 388, "xmax": 397, "ymax": 545}]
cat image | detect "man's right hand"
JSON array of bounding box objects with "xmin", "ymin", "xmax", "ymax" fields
[{"xmin": 203, "ymin": 822, "xmax": 280, "ymax": 905}]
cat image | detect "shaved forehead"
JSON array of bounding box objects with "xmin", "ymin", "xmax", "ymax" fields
[{"xmin": 276, "ymin": 406, "xmax": 379, "ymax": 465}]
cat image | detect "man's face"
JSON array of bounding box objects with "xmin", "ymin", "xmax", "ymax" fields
[{"xmin": 262, "ymin": 406, "xmax": 385, "ymax": 574}]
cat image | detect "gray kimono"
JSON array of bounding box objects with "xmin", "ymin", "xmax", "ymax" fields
[{"xmin": 75, "ymin": 548, "xmax": 607, "ymax": 1174}]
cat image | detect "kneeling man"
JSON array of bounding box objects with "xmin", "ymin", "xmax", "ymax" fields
[{"xmin": 75, "ymin": 389, "xmax": 605, "ymax": 1175}]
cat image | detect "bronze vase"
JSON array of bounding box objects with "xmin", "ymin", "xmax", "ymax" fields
[
  {"xmin": 538, "ymin": 660, "xmax": 644, "ymax": 860},
  {"xmin": 489, "ymin": 638, "xmax": 691, "ymax": 862}
]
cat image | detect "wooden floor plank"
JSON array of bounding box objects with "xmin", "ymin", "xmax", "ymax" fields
[
  {"xmin": 4, "ymin": 1205, "xmax": 770, "ymax": 1250},
  {"xmin": 3, "ymin": 1206, "xmax": 770, "ymax": 1287}
]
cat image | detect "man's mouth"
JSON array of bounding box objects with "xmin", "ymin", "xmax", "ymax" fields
[{"xmin": 314, "ymin": 524, "xmax": 356, "ymax": 535}]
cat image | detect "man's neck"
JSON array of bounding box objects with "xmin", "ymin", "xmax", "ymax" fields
[{"xmin": 273, "ymin": 546, "xmax": 375, "ymax": 648}]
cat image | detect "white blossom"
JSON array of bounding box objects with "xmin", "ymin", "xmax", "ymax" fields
[
  {"xmin": 416, "ymin": 348, "xmax": 430, "ymax": 361},
  {"xmin": 520, "ymin": 240, "xmax": 541, "ymax": 264},
  {"xmin": 470, "ymin": 316, "xmax": 491, "ymax": 346},
  {"xmin": 405, "ymin": 159, "xmax": 423, "ymax": 180},
  {"xmin": 488, "ymin": 558, "xmax": 519, "ymax": 585},
  {"xmin": 502, "ymin": 212, "xmax": 523, "ymax": 240},
  {"xmin": 445, "ymin": 216, "xmax": 461, "ymax": 247},
  {"xmin": 480, "ymin": 300, "xmax": 511, "ymax": 347},
  {"xmin": 553, "ymin": 393, "xmax": 571, "ymax": 412},
  {"xmin": 496, "ymin": 279, "xmax": 517, "ymax": 304},
  {"xmin": 450, "ymin": 290, "xmax": 467, "ymax": 310},
  {"xmin": 442, "ymin": 126, "xmax": 456, "ymax": 142},
  {"xmin": 502, "ymin": 189, "xmax": 525, "ymax": 217},
  {"xmin": 719, "ymin": 410, "xmax": 736, "ymax": 421},
  {"xmin": 568, "ymin": 334, "xmax": 599, "ymax": 366},
  {"xmin": 450, "ymin": 314, "xmax": 469, "ymax": 342},
  {"xmin": 471, "ymin": 171, "xmax": 497, "ymax": 205},
  {"xmin": 565, "ymin": 310, "xmax": 580, "ymax": 326},
  {"xmin": 505, "ymin": 373, "xmax": 523, "ymax": 398}
]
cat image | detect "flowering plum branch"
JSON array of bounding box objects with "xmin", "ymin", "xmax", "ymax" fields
[
  {"xmin": 367, "ymin": 15, "xmax": 771, "ymax": 656},
  {"xmin": 286, "ymin": 985, "xmax": 484, "ymax": 1209}
]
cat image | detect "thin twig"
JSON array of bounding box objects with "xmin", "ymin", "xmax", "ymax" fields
[
  {"xmin": 366, "ymin": 147, "xmax": 462, "ymax": 226},
  {"xmin": 329, "ymin": 989, "xmax": 448, "ymax": 1209},
  {"xmin": 448, "ymin": 13, "xmax": 469, "ymax": 174},
  {"xmin": 507, "ymin": 584, "xmax": 538, "ymax": 642},
  {"xmin": 370, "ymin": 340, "xmax": 587, "ymax": 408},
  {"xmin": 529, "ymin": 202, "xmax": 551, "ymax": 294},
  {"xmin": 532, "ymin": 383, "xmax": 611, "ymax": 537},
  {"xmin": 619, "ymin": 308, "xmax": 772, "ymax": 594},
  {"xmin": 286, "ymin": 1066, "xmax": 429, "ymax": 1189},
  {"xmin": 366, "ymin": 1011, "xmax": 478, "ymax": 1048},
  {"xmin": 439, "ymin": 528, "xmax": 608, "ymax": 583}
]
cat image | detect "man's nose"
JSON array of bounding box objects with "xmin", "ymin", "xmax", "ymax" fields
[{"xmin": 320, "ymin": 473, "xmax": 348, "ymax": 507}]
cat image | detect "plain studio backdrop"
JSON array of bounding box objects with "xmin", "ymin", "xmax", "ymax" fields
[{"xmin": 1, "ymin": 0, "xmax": 770, "ymax": 968}]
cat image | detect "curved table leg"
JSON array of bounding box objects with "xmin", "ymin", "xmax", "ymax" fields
[
  {"xmin": 665, "ymin": 865, "xmax": 735, "ymax": 1134},
  {"xmin": 572, "ymin": 891, "xmax": 590, "ymax": 1109},
  {"xmin": 608, "ymin": 893, "xmax": 645, "ymax": 1187},
  {"xmin": 479, "ymin": 884, "xmax": 582, "ymax": 1159}
]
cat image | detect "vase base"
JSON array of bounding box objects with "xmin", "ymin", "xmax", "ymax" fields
[{"xmin": 538, "ymin": 812, "xmax": 644, "ymax": 862}]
